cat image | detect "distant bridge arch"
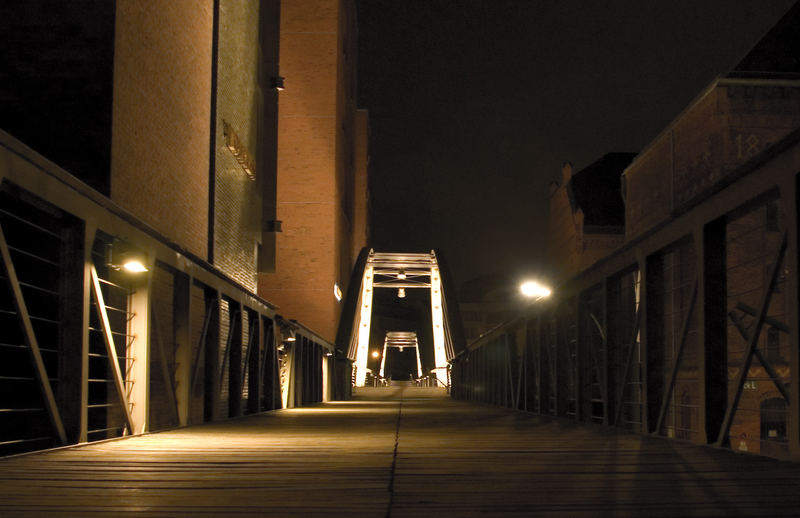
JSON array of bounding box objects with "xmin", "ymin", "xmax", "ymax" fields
[{"xmin": 336, "ymin": 249, "xmax": 465, "ymax": 387}]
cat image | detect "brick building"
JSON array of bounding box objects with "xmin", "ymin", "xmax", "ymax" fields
[
  {"xmin": 258, "ymin": 0, "xmax": 367, "ymax": 343},
  {"xmin": 541, "ymin": 4, "xmax": 800, "ymax": 458},
  {"xmin": 621, "ymin": 79, "xmax": 800, "ymax": 457},
  {"xmin": 0, "ymin": 0, "xmax": 365, "ymax": 455},
  {"xmin": 546, "ymin": 153, "xmax": 636, "ymax": 282}
]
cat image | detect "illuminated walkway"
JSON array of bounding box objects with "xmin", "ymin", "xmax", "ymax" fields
[{"xmin": 2, "ymin": 385, "xmax": 800, "ymax": 517}]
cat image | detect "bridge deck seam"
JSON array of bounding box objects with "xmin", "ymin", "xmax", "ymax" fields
[{"xmin": 385, "ymin": 386, "xmax": 404, "ymax": 518}]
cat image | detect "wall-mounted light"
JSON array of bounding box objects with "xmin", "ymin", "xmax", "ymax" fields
[
  {"xmin": 334, "ymin": 283, "xmax": 343, "ymax": 302},
  {"xmin": 105, "ymin": 242, "xmax": 149, "ymax": 273},
  {"xmin": 371, "ymin": 350, "xmax": 379, "ymax": 358},
  {"xmin": 122, "ymin": 258, "xmax": 148, "ymax": 273},
  {"xmin": 397, "ymin": 287, "xmax": 406, "ymax": 298},
  {"xmin": 271, "ymin": 76, "xmax": 285, "ymax": 91}
]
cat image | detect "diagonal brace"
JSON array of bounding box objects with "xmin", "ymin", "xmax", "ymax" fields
[
  {"xmin": 735, "ymin": 302, "xmax": 789, "ymax": 333},
  {"xmin": 240, "ymin": 318, "xmax": 257, "ymax": 398},
  {"xmin": 587, "ymin": 311, "xmax": 608, "ymax": 409},
  {"xmin": 0, "ymin": 224, "xmax": 67, "ymax": 444},
  {"xmin": 190, "ymin": 299, "xmax": 215, "ymax": 397},
  {"xmin": 219, "ymin": 308, "xmax": 241, "ymax": 389},
  {"xmin": 90, "ymin": 265, "xmax": 135, "ymax": 435},
  {"xmin": 654, "ymin": 279, "xmax": 698, "ymax": 435},
  {"xmin": 152, "ymin": 310, "xmax": 179, "ymax": 423},
  {"xmin": 715, "ymin": 231, "xmax": 787, "ymax": 447},
  {"xmin": 727, "ymin": 311, "xmax": 790, "ymax": 403},
  {"xmin": 614, "ymin": 304, "xmax": 642, "ymax": 426}
]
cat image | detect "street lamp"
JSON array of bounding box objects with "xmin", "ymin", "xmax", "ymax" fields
[{"xmin": 520, "ymin": 280, "xmax": 551, "ymax": 299}]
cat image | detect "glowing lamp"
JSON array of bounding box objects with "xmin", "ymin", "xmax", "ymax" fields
[
  {"xmin": 397, "ymin": 287, "xmax": 406, "ymax": 298},
  {"xmin": 371, "ymin": 350, "xmax": 379, "ymax": 359},
  {"xmin": 105, "ymin": 243, "xmax": 149, "ymax": 274},
  {"xmin": 122, "ymin": 259, "xmax": 149, "ymax": 273},
  {"xmin": 520, "ymin": 280, "xmax": 551, "ymax": 299}
]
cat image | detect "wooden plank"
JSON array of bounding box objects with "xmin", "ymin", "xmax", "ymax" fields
[{"xmin": 2, "ymin": 385, "xmax": 800, "ymax": 517}]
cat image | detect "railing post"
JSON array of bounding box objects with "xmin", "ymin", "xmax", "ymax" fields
[
  {"xmin": 246, "ymin": 312, "xmax": 262, "ymax": 414},
  {"xmin": 203, "ymin": 289, "xmax": 221, "ymax": 422},
  {"xmin": 780, "ymin": 174, "xmax": 799, "ymax": 461},
  {"xmin": 127, "ymin": 258, "xmax": 153, "ymax": 433},
  {"xmin": 640, "ymin": 249, "xmax": 655, "ymax": 434},
  {"xmin": 62, "ymin": 223, "xmax": 93, "ymax": 444},
  {"xmin": 173, "ymin": 272, "xmax": 192, "ymax": 426},
  {"xmin": 574, "ymin": 296, "xmax": 583, "ymax": 422},
  {"xmin": 601, "ymin": 278, "xmax": 610, "ymax": 426},
  {"xmin": 698, "ymin": 219, "xmax": 728, "ymax": 445},
  {"xmin": 228, "ymin": 301, "xmax": 244, "ymax": 418}
]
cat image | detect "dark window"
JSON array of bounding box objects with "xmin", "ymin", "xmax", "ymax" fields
[
  {"xmin": 766, "ymin": 201, "xmax": 779, "ymax": 231},
  {"xmin": 767, "ymin": 326, "xmax": 781, "ymax": 364},
  {"xmin": 760, "ymin": 397, "xmax": 787, "ymax": 442}
]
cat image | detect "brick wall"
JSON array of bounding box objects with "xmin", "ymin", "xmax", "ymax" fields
[
  {"xmin": 111, "ymin": 0, "xmax": 213, "ymax": 259},
  {"xmin": 546, "ymin": 165, "xmax": 579, "ymax": 281},
  {"xmin": 259, "ymin": 0, "xmax": 358, "ymax": 342},
  {"xmin": 213, "ymin": 0, "xmax": 262, "ymax": 292},
  {"xmin": 353, "ymin": 109, "xmax": 370, "ymax": 261},
  {"xmin": 624, "ymin": 82, "xmax": 800, "ymax": 242}
]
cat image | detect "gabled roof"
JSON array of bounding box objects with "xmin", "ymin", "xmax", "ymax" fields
[
  {"xmin": 730, "ymin": 2, "xmax": 800, "ymax": 79},
  {"xmin": 567, "ymin": 152, "xmax": 636, "ymax": 228}
]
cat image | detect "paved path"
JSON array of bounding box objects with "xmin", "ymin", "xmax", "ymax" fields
[{"xmin": 2, "ymin": 385, "xmax": 800, "ymax": 516}]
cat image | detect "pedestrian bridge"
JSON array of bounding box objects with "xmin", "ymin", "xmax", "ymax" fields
[
  {"xmin": 4, "ymin": 107, "xmax": 800, "ymax": 516},
  {"xmin": 2, "ymin": 383, "xmax": 799, "ymax": 517}
]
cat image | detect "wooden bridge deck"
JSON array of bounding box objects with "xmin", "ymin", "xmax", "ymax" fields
[{"xmin": 2, "ymin": 384, "xmax": 800, "ymax": 517}]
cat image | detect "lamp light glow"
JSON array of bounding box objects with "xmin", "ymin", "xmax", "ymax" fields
[
  {"xmin": 371, "ymin": 350, "xmax": 379, "ymax": 359},
  {"xmin": 397, "ymin": 270, "xmax": 406, "ymax": 279},
  {"xmin": 122, "ymin": 259, "xmax": 149, "ymax": 273},
  {"xmin": 397, "ymin": 287, "xmax": 406, "ymax": 298},
  {"xmin": 520, "ymin": 280, "xmax": 552, "ymax": 299}
]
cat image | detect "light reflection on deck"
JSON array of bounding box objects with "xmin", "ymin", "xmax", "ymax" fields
[{"xmin": 1, "ymin": 385, "xmax": 799, "ymax": 517}]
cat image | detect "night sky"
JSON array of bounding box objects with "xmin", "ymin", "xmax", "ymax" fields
[{"xmin": 357, "ymin": 0, "xmax": 796, "ymax": 291}]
